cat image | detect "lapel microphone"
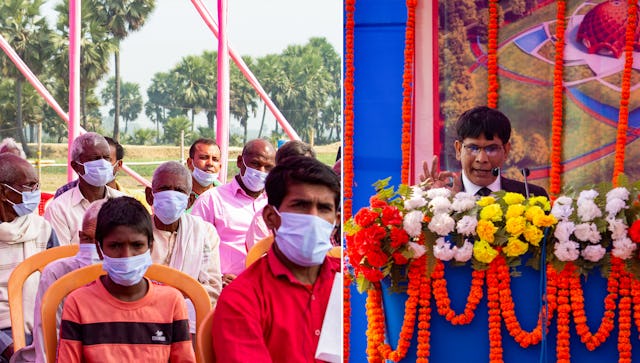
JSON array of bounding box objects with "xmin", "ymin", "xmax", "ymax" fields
[
  {"xmin": 491, "ymin": 167, "xmax": 500, "ymax": 177},
  {"xmin": 521, "ymin": 168, "xmax": 530, "ymax": 199}
]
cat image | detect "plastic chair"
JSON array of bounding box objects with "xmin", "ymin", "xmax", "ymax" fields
[
  {"xmin": 196, "ymin": 309, "xmax": 215, "ymax": 363},
  {"xmin": 7, "ymin": 244, "xmax": 79, "ymax": 350},
  {"xmin": 41, "ymin": 263, "xmax": 212, "ymax": 363},
  {"xmin": 246, "ymin": 236, "xmax": 342, "ymax": 267}
]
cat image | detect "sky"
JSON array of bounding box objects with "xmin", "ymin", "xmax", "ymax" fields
[{"xmin": 42, "ymin": 0, "xmax": 342, "ymax": 136}]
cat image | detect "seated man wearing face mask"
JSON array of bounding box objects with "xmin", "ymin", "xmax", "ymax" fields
[
  {"xmin": 186, "ymin": 138, "xmax": 222, "ymax": 201},
  {"xmin": 11, "ymin": 200, "xmax": 105, "ymax": 363},
  {"xmin": 191, "ymin": 139, "xmax": 276, "ymax": 287},
  {"xmin": 0, "ymin": 154, "xmax": 57, "ymax": 363},
  {"xmin": 44, "ymin": 133, "xmax": 124, "ymax": 245},
  {"xmin": 211, "ymin": 156, "xmax": 340, "ymax": 362},
  {"xmin": 145, "ymin": 161, "xmax": 222, "ymax": 333}
]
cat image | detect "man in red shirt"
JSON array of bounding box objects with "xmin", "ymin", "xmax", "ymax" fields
[{"xmin": 211, "ymin": 156, "xmax": 340, "ymax": 362}]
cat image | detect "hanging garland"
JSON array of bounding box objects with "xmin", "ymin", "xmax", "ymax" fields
[
  {"xmin": 556, "ymin": 263, "xmax": 572, "ymax": 363},
  {"xmin": 400, "ymin": 0, "xmax": 416, "ymax": 184},
  {"xmin": 417, "ymin": 265, "xmax": 432, "ymax": 362},
  {"xmin": 618, "ymin": 270, "xmax": 632, "ymax": 363},
  {"xmin": 432, "ymin": 260, "xmax": 484, "ymax": 325},
  {"xmin": 487, "ymin": 0, "xmax": 500, "ymax": 108},
  {"xmin": 343, "ymin": 272, "xmax": 352, "ymax": 363},
  {"xmin": 487, "ymin": 257, "xmax": 504, "ymax": 363},
  {"xmin": 549, "ymin": 0, "xmax": 566, "ymax": 197},
  {"xmin": 612, "ymin": 0, "xmax": 637, "ymax": 185}
]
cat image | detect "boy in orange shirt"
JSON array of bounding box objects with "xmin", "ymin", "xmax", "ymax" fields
[{"xmin": 57, "ymin": 197, "xmax": 195, "ymax": 362}]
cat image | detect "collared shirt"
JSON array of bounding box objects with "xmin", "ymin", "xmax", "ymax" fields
[
  {"xmin": 191, "ymin": 177, "xmax": 267, "ymax": 275},
  {"xmin": 461, "ymin": 171, "xmax": 501, "ymax": 196},
  {"xmin": 54, "ymin": 180, "xmax": 151, "ymax": 213},
  {"xmin": 245, "ymin": 207, "xmax": 271, "ymax": 251},
  {"xmin": 44, "ymin": 185, "xmax": 124, "ymax": 245},
  {"xmin": 212, "ymin": 248, "xmax": 340, "ymax": 363}
]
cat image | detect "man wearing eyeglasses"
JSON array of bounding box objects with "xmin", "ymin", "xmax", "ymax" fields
[
  {"xmin": 0, "ymin": 153, "xmax": 58, "ymax": 363},
  {"xmin": 421, "ymin": 106, "xmax": 547, "ymax": 198}
]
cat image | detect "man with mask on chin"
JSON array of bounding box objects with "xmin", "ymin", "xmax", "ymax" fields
[
  {"xmin": 186, "ymin": 138, "xmax": 222, "ymax": 203},
  {"xmin": 191, "ymin": 139, "xmax": 275, "ymax": 287},
  {"xmin": 211, "ymin": 156, "xmax": 340, "ymax": 362},
  {"xmin": 0, "ymin": 154, "xmax": 58, "ymax": 363},
  {"xmin": 45, "ymin": 132, "xmax": 124, "ymax": 245},
  {"xmin": 145, "ymin": 161, "xmax": 222, "ymax": 334}
]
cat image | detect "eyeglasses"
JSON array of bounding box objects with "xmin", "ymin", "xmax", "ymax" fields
[
  {"xmin": 2, "ymin": 182, "xmax": 40, "ymax": 193},
  {"xmin": 462, "ymin": 144, "xmax": 503, "ymax": 157}
]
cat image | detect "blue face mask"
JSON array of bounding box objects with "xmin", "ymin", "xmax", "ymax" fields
[
  {"xmin": 102, "ymin": 250, "xmax": 152, "ymax": 286},
  {"xmin": 3, "ymin": 183, "xmax": 41, "ymax": 217},
  {"xmin": 273, "ymin": 208, "xmax": 335, "ymax": 267},
  {"xmin": 77, "ymin": 159, "xmax": 113, "ymax": 187},
  {"xmin": 192, "ymin": 167, "xmax": 219, "ymax": 187},
  {"xmin": 153, "ymin": 190, "xmax": 188, "ymax": 225},
  {"xmin": 240, "ymin": 158, "xmax": 268, "ymax": 192}
]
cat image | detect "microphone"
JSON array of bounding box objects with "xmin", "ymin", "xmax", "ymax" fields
[
  {"xmin": 491, "ymin": 167, "xmax": 500, "ymax": 177},
  {"xmin": 521, "ymin": 168, "xmax": 530, "ymax": 199}
]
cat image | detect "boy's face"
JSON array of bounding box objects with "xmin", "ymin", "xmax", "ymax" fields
[
  {"xmin": 454, "ymin": 134, "xmax": 510, "ymax": 187},
  {"xmin": 99, "ymin": 225, "xmax": 150, "ymax": 258}
]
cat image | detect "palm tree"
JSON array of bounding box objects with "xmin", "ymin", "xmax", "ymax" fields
[
  {"xmin": 254, "ymin": 54, "xmax": 282, "ymax": 138},
  {"xmin": 230, "ymin": 56, "xmax": 258, "ymax": 144},
  {"xmin": 101, "ymin": 77, "xmax": 142, "ymax": 135},
  {"xmin": 172, "ymin": 55, "xmax": 211, "ymax": 132},
  {"xmin": 94, "ymin": 0, "xmax": 155, "ymax": 141},
  {"xmin": 0, "ymin": 0, "xmax": 53, "ymax": 156},
  {"xmin": 145, "ymin": 72, "xmax": 173, "ymax": 142}
]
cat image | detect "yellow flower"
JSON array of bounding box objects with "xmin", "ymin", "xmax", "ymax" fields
[
  {"xmin": 532, "ymin": 213, "xmax": 557, "ymax": 228},
  {"xmin": 473, "ymin": 240, "xmax": 499, "ymax": 264},
  {"xmin": 480, "ymin": 203, "xmax": 503, "ymax": 222},
  {"xmin": 476, "ymin": 196, "xmax": 496, "ymax": 207},
  {"xmin": 523, "ymin": 225, "xmax": 543, "ymax": 246},
  {"xmin": 477, "ymin": 220, "xmax": 498, "ymax": 243},
  {"xmin": 505, "ymin": 204, "xmax": 526, "ymax": 219},
  {"xmin": 505, "ymin": 216, "xmax": 526, "ymax": 236},
  {"xmin": 525, "ymin": 205, "xmax": 544, "ymax": 222},
  {"xmin": 503, "ymin": 237, "xmax": 529, "ymax": 257},
  {"xmin": 504, "ymin": 192, "xmax": 525, "ymax": 205},
  {"xmin": 529, "ymin": 196, "xmax": 551, "ymax": 211}
]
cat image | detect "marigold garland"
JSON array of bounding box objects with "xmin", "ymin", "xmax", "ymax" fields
[
  {"xmin": 400, "ymin": 0, "xmax": 416, "ymax": 184},
  {"xmin": 416, "ymin": 261, "xmax": 432, "ymax": 363},
  {"xmin": 487, "ymin": 0, "xmax": 500, "ymax": 108},
  {"xmin": 487, "ymin": 258, "xmax": 503, "ymax": 363},
  {"xmin": 344, "ymin": 271, "xmax": 352, "ymax": 363},
  {"xmin": 632, "ymin": 276, "xmax": 640, "ymax": 340},
  {"xmin": 432, "ymin": 260, "xmax": 484, "ymax": 325},
  {"xmin": 365, "ymin": 285, "xmax": 384, "ymax": 363},
  {"xmin": 549, "ymin": 0, "xmax": 567, "ymax": 197},
  {"xmin": 343, "ymin": 0, "xmax": 355, "ymax": 219},
  {"xmin": 618, "ymin": 269, "xmax": 632, "ymax": 363},
  {"xmin": 556, "ymin": 263, "xmax": 572, "ymax": 363},
  {"xmin": 570, "ymin": 257, "xmax": 621, "ymax": 351},
  {"xmin": 612, "ymin": 0, "xmax": 638, "ymax": 185}
]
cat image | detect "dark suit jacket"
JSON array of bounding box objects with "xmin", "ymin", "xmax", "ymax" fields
[{"xmin": 461, "ymin": 176, "xmax": 549, "ymax": 198}]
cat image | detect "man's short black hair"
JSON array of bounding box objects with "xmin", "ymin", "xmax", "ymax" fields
[
  {"xmin": 189, "ymin": 138, "xmax": 219, "ymax": 159},
  {"xmin": 95, "ymin": 196, "xmax": 153, "ymax": 248},
  {"xmin": 266, "ymin": 156, "xmax": 340, "ymax": 210},
  {"xmin": 275, "ymin": 140, "xmax": 316, "ymax": 165},
  {"xmin": 455, "ymin": 106, "xmax": 511, "ymax": 144},
  {"xmin": 104, "ymin": 136, "xmax": 124, "ymax": 161}
]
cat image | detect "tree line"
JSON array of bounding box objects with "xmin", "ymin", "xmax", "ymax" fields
[{"xmin": 0, "ymin": 0, "xmax": 340, "ymax": 156}]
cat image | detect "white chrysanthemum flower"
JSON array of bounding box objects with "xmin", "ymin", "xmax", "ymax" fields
[
  {"xmin": 554, "ymin": 220, "xmax": 576, "ymax": 242},
  {"xmin": 426, "ymin": 187, "xmax": 451, "ymax": 200},
  {"xmin": 606, "ymin": 187, "xmax": 630, "ymax": 203},
  {"xmin": 581, "ymin": 244, "xmax": 606, "ymax": 262},
  {"xmin": 451, "ymin": 192, "xmax": 476, "ymax": 213},
  {"xmin": 607, "ymin": 217, "xmax": 628, "ymax": 241},
  {"xmin": 408, "ymin": 241, "xmax": 426, "ymax": 258},
  {"xmin": 577, "ymin": 200, "xmax": 602, "ymax": 222},
  {"xmin": 404, "ymin": 186, "xmax": 427, "ymax": 210},
  {"xmin": 554, "ymin": 240, "xmax": 580, "ymax": 261},
  {"xmin": 574, "ymin": 223, "xmax": 601, "ymax": 244},
  {"xmin": 456, "ymin": 215, "xmax": 478, "ymax": 236},
  {"xmin": 433, "ymin": 237, "xmax": 455, "ymax": 261},
  {"xmin": 550, "ymin": 196, "xmax": 574, "ymax": 220},
  {"xmin": 577, "ymin": 189, "xmax": 598, "ymax": 203},
  {"xmin": 612, "ymin": 237, "xmax": 636, "ymax": 260},
  {"xmin": 428, "ymin": 213, "xmax": 456, "ymax": 236},
  {"xmin": 429, "ymin": 196, "xmax": 452, "ymax": 215},
  {"xmin": 453, "ymin": 239, "xmax": 473, "ymax": 262},
  {"xmin": 403, "ymin": 210, "xmax": 424, "ymax": 238},
  {"xmin": 605, "ymin": 198, "xmax": 627, "ymax": 217}
]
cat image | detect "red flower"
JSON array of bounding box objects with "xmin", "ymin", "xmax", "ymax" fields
[
  {"xmin": 370, "ymin": 195, "xmax": 388, "ymax": 209},
  {"xmin": 354, "ymin": 208, "xmax": 378, "ymax": 227},
  {"xmin": 361, "ymin": 266, "xmax": 384, "ymax": 282},
  {"xmin": 390, "ymin": 227, "xmax": 410, "ymax": 248},
  {"xmin": 393, "ymin": 252, "xmax": 409, "ymax": 265},
  {"xmin": 629, "ymin": 220, "xmax": 640, "ymax": 243},
  {"xmin": 381, "ymin": 206, "xmax": 403, "ymax": 225},
  {"xmin": 367, "ymin": 248, "xmax": 389, "ymax": 268}
]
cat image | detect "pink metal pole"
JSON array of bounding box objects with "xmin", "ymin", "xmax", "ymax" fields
[
  {"xmin": 190, "ymin": 0, "xmax": 301, "ymax": 141},
  {"xmin": 68, "ymin": 0, "xmax": 81, "ymax": 182},
  {"xmin": 216, "ymin": 0, "xmax": 230, "ymax": 182}
]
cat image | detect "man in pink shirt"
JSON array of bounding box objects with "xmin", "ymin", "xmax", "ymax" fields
[{"xmin": 191, "ymin": 139, "xmax": 275, "ymax": 287}]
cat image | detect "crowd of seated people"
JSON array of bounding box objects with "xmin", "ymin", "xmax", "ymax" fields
[{"xmin": 0, "ymin": 134, "xmax": 341, "ymax": 363}]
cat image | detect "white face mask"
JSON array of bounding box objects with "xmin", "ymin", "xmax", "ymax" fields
[
  {"xmin": 240, "ymin": 157, "xmax": 268, "ymax": 192},
  {"xmin": 273, "ymin": 209, "xmax": 335, "ymax": 267},
  {"xmin": 153, "ymin": 190, "xmax": 188, "ymax": 225},
  {"xmin": 77, "ymin": 159, "xmax": 113, "ymax": 187},
  {"xmin": 102, "ymin": 250, "xmax": 152, "ymax": 286},
  {"xmin": 2, "ymin": 183, "xmax": 40, "ymax": 216},
  {"xmin": 192, "ymin": 167, "xmax": 218, "ymax": 187}
]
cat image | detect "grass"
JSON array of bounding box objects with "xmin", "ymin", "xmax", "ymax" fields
[{"xmin": 33, "ymin": 142, "xmax": 340, "ymax": 193}]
